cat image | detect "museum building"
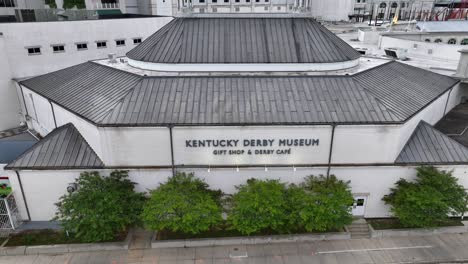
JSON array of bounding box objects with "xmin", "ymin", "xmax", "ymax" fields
[{"xmin": 4, "ymin": 17, "xmax": 468, "ymax": 222}]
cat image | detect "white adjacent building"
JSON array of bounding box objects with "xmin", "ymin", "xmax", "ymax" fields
[{"xmin": 2, "ymin": 17, "xmax": 468, "ymax": 222}]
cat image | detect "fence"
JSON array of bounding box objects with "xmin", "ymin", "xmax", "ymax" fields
[{"xmin": 0, "ymin": 193, "xmax": 23, "ymax": 238}]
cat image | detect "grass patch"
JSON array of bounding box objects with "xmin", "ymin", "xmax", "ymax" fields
[
  {"xmin": 156, "ymin": 223, "xmax": 342, "ymax": 240},
  {"xmin": 367, "ymin": 218, "xmax": 464, "ymax": 230},
  {"xmin": 0, "ymin": 187, "xmax": 12, "ymax": 197},
  {"xmin": 5, "ymin": 229, "xmax": 127, "ymax": 247}
]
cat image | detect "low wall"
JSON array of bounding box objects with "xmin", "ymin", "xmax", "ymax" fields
[
  {"xmin": 369, "ymin": 221, "xmax": 468, "ymax": 238},
  {"xmin": 151, "ymin": 231, "xmax": 350, "ymax": 248},
  {"xmin": 0, "ymin": 230, "xmax": 133, "ymax": 256}
]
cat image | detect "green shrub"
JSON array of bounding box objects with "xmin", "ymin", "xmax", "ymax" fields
[
  {"xmin": 141, "ymin": 172, "xmax": 223, "ymax": 234},
  {"xmin": 54, "ymin": 170, "xmax": 144, "ymax": 243},
  {"xmin": 63, "ymin": 0, "xmax": 85, "ymax": 9},
  {"xmin": 45, "ymin": 0, "xmax": 57, "ymax": 8},
  {"xmin": 228, "ymin": 179, "xmax": 289, "ymax": 235},
  {"xmin": 288, "ymin": 175, "xmax": 354, "ymax": 232},
  {"xmin": 383, "ymin": 166, "xmax": 468, "ymax": 228}
]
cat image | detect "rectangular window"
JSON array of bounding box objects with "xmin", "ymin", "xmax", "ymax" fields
[
  {"xmin": 200, "ymin": 0, "xmax": 205, "ymax": 3},
  {"xmin": 52, "ymin": 45, "xmax": 65, "ymax": 53},
  {"xmin": 27, "ymin": 47, "xmax": 41, "ymax": 55},
  {"xmin": 116, "ymin": 39, "xmax": 126, "ymax": 46},
  {"xmin": 96, "ymin": 41, "xmax": 107, "ymax": 48},
  {"xmin": 212, "ymin": 0, "xmax": 217, "ymax": 2},
  {"xmin": 133, "ymin": 38, "xmax": 142, "ymax": 44},
  {"xmin": 224, "ymin": 0, "xmax": 229, "ymax": 2},
  {"xmin": 235, "ymin": 0, "xmax": 239, "ymax": 2},
  {"xmin": 76, "ymin": 43, "xmax": 88, "ymax": 50},
  {"xmin": 246, "ymin": 0, "xmax": 250, "ymax": 2},
  {"xmin": 265, "ymin": 0, "xmax": 269, "ymax": 2}
]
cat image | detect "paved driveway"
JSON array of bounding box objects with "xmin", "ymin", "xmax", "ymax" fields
[{"xmin": 2, "ymin": 233, "xmax": 468, "ymax": 263}]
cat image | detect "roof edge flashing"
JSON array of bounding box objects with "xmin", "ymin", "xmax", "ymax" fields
[{"xmin": 127, "ymin": 58, "xmax": 361, "ymax": 73}]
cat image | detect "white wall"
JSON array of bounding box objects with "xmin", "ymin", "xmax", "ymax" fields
[
  {"xmin": 21, "ymin": 86, "xmax": 55, "ymax": 135},
  {"xmin": 0, "ymin": 36, "xmax": 20, "ymax": 131},
  {"xmin": 0, "ymin": 17, "xmax": 173, "ymax": 131},
  {"xmin": 172, "ymin": 126, "xmax": 332, "ymax": 166},
  {"xmin": 99, "ymin": 127, "xmax": 172, "ymax": 166},
  {"xmin": 332, "ymin": 125, "xmax": 401, "ymax": 164},
  {"xmin": 379, "ymin": 35, "xmax": 463, "ymax": 62},
  {"xmin": 10, "ymin": 165, "xmax": 468, "ymax": 221},
  {"xmin": 310, "ymin": 0, "xmax": 353, "ymax": 21}
]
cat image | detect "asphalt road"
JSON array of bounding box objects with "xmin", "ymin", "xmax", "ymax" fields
[{"xmin": 2, "ymin": 233, "xmax": 468, "ymax": 263}]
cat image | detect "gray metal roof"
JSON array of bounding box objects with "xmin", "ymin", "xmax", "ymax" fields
[
  {"xmin": 19, "ymin": 61, "xmax": 458, "ymax": 126},
  {"xmin": 354, "ymin": 62, "xmax": 458, "ymax": 121},
  {"xmin": 5, "ymin": 123, "xmax": 104, "ymax": 170},
  {"xmin": 126, "ymin": 17, "xmax": 361, "ymax": 64},
  {"xmin": 396, "ymin": 121, "xmax": 468, "ymax": 164},
  {"xmin": 20, "ymin": 62, "xmax": 141, "ymax": 123}
]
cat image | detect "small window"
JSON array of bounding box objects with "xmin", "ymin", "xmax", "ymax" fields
[
  {"xmin": 256, "ymin": 0, "xmax": 259, "ymax": 2},
  {"xmin": 52, "ymin": 45, "xmax": 65, "ymax": 53},
  {"xmin": 461, "ymin": 39, "xmax": 468, "ymax": 45},
  {"xmin": 96, "ymin": 41, "xmax": 107, "ymax": 48},
  {"xmin": 76, "ymin": 43, "xmax": 88, "ymax": 50},
  {"xmin": 133, "ymin": 38, "xmax": 142, "ymax": 44},
  {"xmin": 356, "ymin": 0, "xmax": 360, "ymax": 3},
  {"xmin": 212, "ymin": 0, "xmax": 217, "ymax": 3},
  {"xmin": 277, "ymin": 6, "xmax": 280, "ymax": 10},
  {"xmin": 356, "ymin": 199, "xmax": 365, "ymax": 206},
  {"xmin": 434, "ymin": 38, "xmax": 442, "ymax": 43},
  {"xmin": 246, "ymin": 0, "xmax": 250, "ymax": 2},
  {"xmin": 27, "ymin": 47, "xmax": 41, "ymax": 55},
  {"xmin": 424, "ymin": 39, "xmax": 431, "ymax": 42},
  {"xmin": 224, "ymin": 0, "xmax": 229, "ymax": 2},
  {"xmin": 265, "ymin": 0, "xmax": 269, "ymax": 2},
  {"xmin": 235, "ymin": 0, "xmax": 239, "ymax": 2},
  {"xmin": 448, "ymin": 38, "xmax": 457, "ymax": 45},
  {"xmin": 116, "ymin": 39, "xmax": 125, "ymax": 46},
  {"xmin": 200, "ymin": 0, "xmax": 205, "ymax": 2}
]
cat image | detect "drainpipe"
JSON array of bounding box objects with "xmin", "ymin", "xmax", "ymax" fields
[
  {"xmin": 169, "ymin": 126, "xmax": 176, "ymax": 177},
  {"xmin": 49, "ymin": 100, "xmax": 58, "ymax": 129},
  {"xmin": 326, "ymin": 124, "xmax": 337, "ymax": 178},
  {"xmin": 15, "ymin": 171, "xmax": 31, "ymax": 221}
]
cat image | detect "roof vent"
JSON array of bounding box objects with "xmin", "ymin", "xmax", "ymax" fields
[{"xmin": 108, "ymin": 53, "xmax": 117, "ymax": 64}]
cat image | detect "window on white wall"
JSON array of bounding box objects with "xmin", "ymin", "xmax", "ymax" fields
[
  {"xmin": 461, "ymin": 39, "xmax": 468, "ymax": 45},
  {"xmin": 96, "ymin": 41, "xmax": 107, "ymax": 48},
  {"xmin": 434, "ymin": 38, "xmax": 442, "ymax": 43},
  {"xmin": 52, "ymin": 45, "xmax": 65, "ymax": 53},
  {"xmin": 116, "ymin": 39, "xmax": 126, "ymax": 47},
  {"xmin": 447, "ymin": 39, "xmax": 457, "ymax": 45},
  {"xmin": 133, "ymin": 38, "xmax": 142, "ymax": 45},
  {"xmin": 27, "ymin": 47, "xmax": 41, "ymax": 55},
  {"xmin": 76, "ymin": 43, "xmax": 88, "ymax": 50}
]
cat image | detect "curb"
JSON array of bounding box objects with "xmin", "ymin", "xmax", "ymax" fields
[
  {"xmin": 369, "ymin": 221, "xmax": 468, "ymax": 238},
  {"xmin": 0, "ymin": 230, "xmax": 133, "ymax": 256},
  {"xmin": 151, "ymin": 231, "xmax": 350, "ymax": 248}
]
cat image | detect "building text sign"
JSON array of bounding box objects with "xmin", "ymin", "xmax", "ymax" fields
[
  {"xmin": 185, "ymin": 138, "xmax": 319, "ymax": 156},
  {"xmin": 173, "ymin": 127, "xmax": 332, "ymax": 165}
]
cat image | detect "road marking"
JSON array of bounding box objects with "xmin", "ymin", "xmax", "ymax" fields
[{"xmin": 317, "ymin": 245, "xmax": 433, "ymax": 254}]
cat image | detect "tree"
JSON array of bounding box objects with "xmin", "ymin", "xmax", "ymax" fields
[
  {"xmin": 63, "ymin": 0, "xmax": 85, "ymax": 9},
  {"xmin": 288, "ymin": 175, "xmax": 354, "ymax": 232},
  {"xmin": 55, "ymin": 170, "xmax": 145, "ymax": 243},
  {"xmin": 45, "ymin": 0, "xmax": 57, "ymax": 8},
  {"xmin": 383, "ymin": 166, "xmax": 468, "ymax": 228},
  {"xmin": 228, "ymin": 179, "xmax": 289, "ymax": 235},
  {"xmin": 141, "ymin": 172, "xmax": 223, "ymax": 234}
]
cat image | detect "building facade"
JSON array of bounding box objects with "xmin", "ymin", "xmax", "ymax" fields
[{"xmin": 3, "ymin": 17, "xmax": 468, "ymax": 222}]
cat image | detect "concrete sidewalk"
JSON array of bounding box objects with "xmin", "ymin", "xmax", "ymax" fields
[{"xmin": 1, "ymin": 233, "xmax": 468, "ymax": 263}]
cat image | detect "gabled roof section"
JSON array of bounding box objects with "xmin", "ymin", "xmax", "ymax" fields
[
  {"xmin": 18, "ymin": 61, "xmax": 458, "ymax": 126},
  {"xmin": 19, "ymin": 62, "xmax": 142, "ymax": 124},
  {"xmin": 396, "ymin": 121, "xmax": 468, "ymax": 164},
  {"xmin": 126, "ymin": 17, "xmax": 361, "ymax": 64},
  {"xmin": 354, "ymin": 62, "xmax": 459, "ymax": 121},
  {"xmin": 5, "ymin": 123, "xmax": 104, "ymax": 170}
]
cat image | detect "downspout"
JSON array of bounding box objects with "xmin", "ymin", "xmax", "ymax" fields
[
  {"xmin": 18, "ymin": 84, "xmax": 29, "ymax": 117},
  {"xmin": 443, "ymin": 86, "xmax": 454, "ymax": 116},
  {"xmin": 169, "ymin": 126, "xmax": 176, "ymax": 177},
  {"xmin": 49, "ymin": 100, "xmax": 58, "ymax": 129},
  {"xmin": 326, "ymin": 124, "xmax": 337, "ymax": 178},
  {"xmin": 15, "ymin": 171, "xmax": 31, "ymax": 221}
]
